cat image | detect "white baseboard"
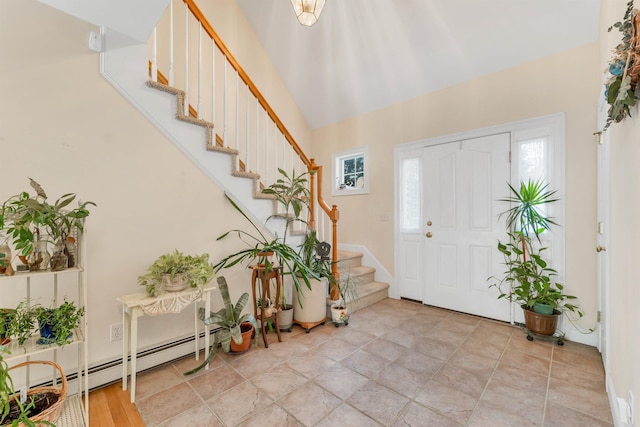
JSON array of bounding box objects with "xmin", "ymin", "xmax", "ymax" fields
[
  {"xmin": 607, "ymin": 373, "xmax": 631, "ymax": 426},
  {"xmin": 88, "ymin": 333, "xmax": 211, "ymax": 390}
]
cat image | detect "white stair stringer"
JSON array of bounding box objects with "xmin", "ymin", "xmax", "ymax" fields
[{"xmin": 100, "ymin": 28, "xmax": 282, "ymax": 234}]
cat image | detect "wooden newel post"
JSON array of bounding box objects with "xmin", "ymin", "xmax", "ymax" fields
[
  {"xmin": 329, "ymin": 204, "xmax": 341, "ymax": 300},
  {"xmin": 308, "ymin": 159, "xmax": 317, "ymax": 232}
]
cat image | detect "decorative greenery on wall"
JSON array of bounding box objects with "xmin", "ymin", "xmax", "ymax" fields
[{"xmin": 605, "ymin": 1, "xmax": 640, "ymax": 130}]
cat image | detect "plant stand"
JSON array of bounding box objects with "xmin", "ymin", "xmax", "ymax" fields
[
  {"xmin": 293, "ymin": 318, "xmax": 326, "ymax": 333},
  {"xmin": 250, "ymin": 265, "xmax": 283, "ymax": 347},
  {"xmin": 521, "ymin": 324, "xmax": 565, "ymax": 346}
]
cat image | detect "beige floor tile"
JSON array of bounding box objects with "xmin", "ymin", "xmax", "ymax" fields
[
  {"xmin": 469, "ymin": 400, "xmax": 542, "ymax": 427},
  {"xmin": 412, "ymin": 336, "xmax": 458, "ymax": 361},
  {"xmin": 347, "ymin": 380, "xmax": 410, "ymax": 425},
  {"xmin": 314, "ymin": 336, "xmax": 360, "ymax": 361},
  {"xmin": 136, "ymin": 382, "xmax": 201, "ymax": 426},
  {"xmin": 432, "ymin": 363, "xmax": 491, "ymax": 399},
  {"xmin": 459, "ymin": 335, "xmax": 507, "ymax": 360},
  {"xmin": 174, "ymin": 349, "xmax": 227, "ymax": 379},
  {"xmin": 286, "ymin": 349, "xmax": 336, "ymax": 378},
  {"xmin": 481, "ymin": 377, "xmax": 546, "ymax": 425},
  {"xmin": 278, "ymin": 381, "xmax": 342, "ymax": 426},
  {"xmin": 553, "ymin": 340, "xmax": 604, "ymax": 374},
  {"xmin": 334, "ymin": 326, "xmax": 377, "ymax": 347},
  {"xmin": 316, "ymin": 403, "xmax": 383, "ymax": 427},
  {"xmin": 363, "ymin": 337, "xmax": 409, "ymax": 361},
  {"xmin": 250, "ymin": 364, "xmax": 308, "ymax": 400},
  {"xmin": 491, "ymin": 363, "xmax": 549, "ymax": 397},
  {"xmin": 374, "ymin": 361, "xmax": 432, "ymax": 398},
  {"xmin": 500, "ymin": 347, "xmax": 551, "ymax": 376},
  {"xmin": 508, "ymin": 331, "xmax": 554, "ymax": 359},
  {"xmin": 548, "ymin": 377, "xmax": 613, "ymax": 423},
  {"xmin": 236, "ymin": 404, "xmax": 303, "ymax": 427},
  {"xmin": 206, "ymin": 380, "xmax": 272, "ymax": 426},
  {"xmin": 448, "ymin": 350, "xmax": 499, "ymax": 378},
  {"xmin": 188, "ymin": 364, "xmax": 245, "ymax": 401},
  {"xmin": 313, "ymin": 363, "xmax": 369, "ymax": 399},
  {"xmin": 134, "ymin": 299, "xmax": 612, "ymax": 427},
  {"xmin": 392, "ymin": 402, "xmax": 463, "ymax": 426},
  {"xmin": 414, "ymin": 380, "xmax": 478, "ymax": 424},
  {"xmin": 229, "ymin": 350, "xmax": 282, "ymax": 379},
  {"xmin": 394, "ymin": 349, "xmax": 444, "ymax": 376},
  {"xmin": 340, "ymin": 348, "xmax": 390, "ymax": 378},
  {"xmin": 544, "ymin": 401, "xmax": 613, "ymax": 426},
  {"xmin": 157, "ymin": 403, "xmax": 223, "ymax": 427},
  {"xmin": 550, "ymin": 360, "xmax": 606, "ymax": 392},
  {"xmin": 134, "ymin": 363, "xmax": 186, "ymax": 400},
  {"xmin": 382, "ymin": 328, "xmax": 418, "ymax": 348}
]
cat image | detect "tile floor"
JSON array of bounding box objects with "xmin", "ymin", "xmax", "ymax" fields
[{"xmin": 133, "ymin": 298, "xmax": 613, "ymax": 426}]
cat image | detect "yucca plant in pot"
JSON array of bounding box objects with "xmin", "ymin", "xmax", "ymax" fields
[
  {"xmin": 184, "ymin": 276, "xmax": 258, "ymax": 375},
  {"xmin": 489, "ymin": 180, "xmax": 583, "ymax": 337}
]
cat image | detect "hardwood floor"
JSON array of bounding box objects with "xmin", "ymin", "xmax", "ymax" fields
[{"xmin": 88, "ymin": 382, "xmax": 145, "ymax": 427}]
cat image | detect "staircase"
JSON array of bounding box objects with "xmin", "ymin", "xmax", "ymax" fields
[
  {"xmin": 94, "ymin": 0, "xmax": 391, "ymax": 308},
  {"xmin": 335, "ymin": 250, "xmax": 389, "ymax": 312}
]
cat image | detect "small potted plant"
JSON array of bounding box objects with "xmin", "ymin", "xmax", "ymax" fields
[
  {"xmin": 488, "ymin": 180, "xmax": 585, "ymax": 337},
  {"xmin": 35, "ymin": 299, "xmax": 85, "ymax": 346},
  {"xmin": 0, "ymin": 309, "xmax": 16, "ymax": 345},
  {"xmin": 184, "ymin": 276, "xmax": 258, "ymax": 375},
  {"xmin": 138, "ymin": 250, "xmax": 215, "ymax": 297},
  {"xmin": 0, "ymin": 178, "xmax": 95, "ymax": 271},
  {"xmin": 329, "ymin": 273, "xmax": 359, "ymax": 327}
]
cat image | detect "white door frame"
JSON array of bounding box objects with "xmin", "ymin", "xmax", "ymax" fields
[
  {"xmin": 394, "ymin": 114, "xmax": 566, "ymax": 321},
  {"xmin": 596, "ymin": 95, "xmax": 611, "ymax": 373}
]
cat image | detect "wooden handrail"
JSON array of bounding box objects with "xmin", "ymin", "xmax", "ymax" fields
[
  {"xmin": 155, "ymin": 1, "xmax": 340, "ymax": 286},
  {"xmin": 184, "ymin": 0, "xmax": 310, "ymax": 167}
]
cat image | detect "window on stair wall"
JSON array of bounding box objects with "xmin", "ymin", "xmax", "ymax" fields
[{"xmin": 332, "ymin": 146, "xmax": 369, "ymax": 196}]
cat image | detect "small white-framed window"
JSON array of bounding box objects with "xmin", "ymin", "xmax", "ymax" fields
[{"xmin": 332, "ymin": 146, "xmax": 369, "ymax": 196}]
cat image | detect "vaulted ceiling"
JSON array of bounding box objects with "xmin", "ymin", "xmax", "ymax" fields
[{"xmin": 237, "ymin": 0, "xmax": 601, "ymax": 129}]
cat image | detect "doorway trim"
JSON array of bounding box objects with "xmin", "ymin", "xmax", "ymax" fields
[{"xmin": 393, "ymin": 113, "xmax": 566, "ymax": 321}]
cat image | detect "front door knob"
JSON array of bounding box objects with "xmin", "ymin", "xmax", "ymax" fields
[
  {"xmin": 426, "ymin": 232, "xmax": 433, "ymax": 238},
  {"xmin": 596, "ymin": 245, "xmax": 607, "ymax": 252}
]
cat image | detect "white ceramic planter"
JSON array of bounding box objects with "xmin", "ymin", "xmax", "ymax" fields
[{"xmin": 293, "ymin": 277, "xmax": 327, "ymax": 324}]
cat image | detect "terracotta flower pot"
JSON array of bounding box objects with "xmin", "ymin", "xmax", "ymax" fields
[
  {"xmin": 230, "ymin": 322, "xmax": 255, "ymax": 353},
  {"xmin": 523, "ymin": 305, "xmax": 559, "ymax": 336}
]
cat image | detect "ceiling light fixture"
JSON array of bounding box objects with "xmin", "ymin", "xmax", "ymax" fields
[{"xmin": 291, "ymin": 0, "xmax": 326, "ymax": 27}]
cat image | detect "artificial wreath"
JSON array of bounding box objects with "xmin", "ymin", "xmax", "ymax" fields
[{"xmin": 605, "ymin": 1, "xmax": 640, "ymax": 130}]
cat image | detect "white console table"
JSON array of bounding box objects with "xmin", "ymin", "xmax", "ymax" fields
[{"xmin": 117, "ymin": 283, "xmax": 216, "ymax": 402}]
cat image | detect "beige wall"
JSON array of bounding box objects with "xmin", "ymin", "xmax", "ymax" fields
[
  {"xmin": 311, "ymin": 43, "xmax": 601, "ymax": 330},
  {"xmin": 0, "ymin": 0, "xmax": 289, "ymax": 369},
  {"xmin": 601, "ymin": 0, "xmax": 640, "ymax": 419}
]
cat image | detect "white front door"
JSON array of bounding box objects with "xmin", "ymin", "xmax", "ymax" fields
[{"xmin": 422, "ymin": 133, "xmax": 511, "ymax": 321}]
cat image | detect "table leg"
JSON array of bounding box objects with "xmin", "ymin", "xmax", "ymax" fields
[
  {"xmin": 204, "ymin": 290, "xmax": 211, "ymax": 368},
  {"xmin": 122, "ymin": 306, "xmax": 130, "ymax": 392},
  {"xmin": 130, "ymin": 308, "xmax": 140, "ymax": 403},
  {"xmin": 194, "ymin": 302, "xmax": 199, "ymax": 360}
]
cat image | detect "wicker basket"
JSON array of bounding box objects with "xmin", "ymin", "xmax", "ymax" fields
[{"xmin": 4, "ymin": 360, "xmax": 67, "ymax": 427}]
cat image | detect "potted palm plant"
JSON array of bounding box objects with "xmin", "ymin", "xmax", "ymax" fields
[
  {"xmin": 214, "ymin": 193, "xmax": 319, "ymax": 310},
  {"xmin": 138, "ymin": 250, "xmax": 215, "ymax": 297},
  {"xmin": 489, "ymin": 180, "xmax": 584, "ymax": 338},
  {"xmin": 184, "ymin": 276, "xmax": 258, "ymax": 375}
]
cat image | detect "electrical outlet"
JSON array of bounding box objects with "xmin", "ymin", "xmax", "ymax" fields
[{"xmin": 110, "ymin": 323, "xmax": 123, "ymax": 342}]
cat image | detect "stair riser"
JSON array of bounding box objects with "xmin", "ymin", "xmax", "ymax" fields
[
  {"xmin": 337, "ymin": 256, "xmax": 363, "ymax": 272},
  {"xmin": 348, "ymin": 272, "xmax": 375, "ymax": 286}
]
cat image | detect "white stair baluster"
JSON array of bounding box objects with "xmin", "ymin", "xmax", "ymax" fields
[
  {"xmin": 168, "ymin": 0, "xmax": 174, "ymax": 86},
  {"xmin": 183, "ymin": 2, "xmax": 189, "ymax": 116},
  {"xmin": 151, "ymin": 28, "xmax": 157, "ymax": 82},
  {"xmin": 211, "ymin": 39, "xmax": 215, "ymax": 129},
  {"xmin": 197, "ymin": 24, "xmax": 202, "ymax": 119}
]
